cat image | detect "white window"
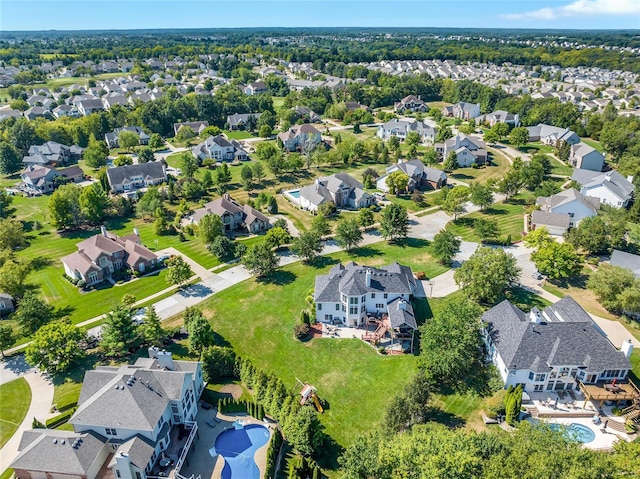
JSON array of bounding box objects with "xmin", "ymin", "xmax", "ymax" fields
[
  {"xmin": 534, "ymin": 385, "xmax": 544, "ymax": 392},
  {"xmin": 349, "ymin": 307, "xmax": 358, "ymax": 314},
  {"xmin": 89, "ymin": 272, "xmax": 98, "ymax": 283},
  {"xmin": 349, "ymin": 297, "xmax": 358, "ymax": 305},
  {"xmin": 335, "ymin": 304, "xmax": 340, "ymax": 311},
  {"xmin": 317, "ymin": 304, "xmax": 322, "ymax": 311}
]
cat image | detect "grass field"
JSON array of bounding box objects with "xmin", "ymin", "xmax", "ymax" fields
[
  {"xmin": 451, "ymin": 153, "xmax": 510, "ymax": 184},
  {"xmin": 223, "ymin": 130, "xmax": 255, "ymax": 140},
  {"xmin": 0, "ymin": 378, "xmax": 31, "ymax": 448},
  {"xmin": 582, "ymin": 138, "xmax": 604, "ymax": 152},
  {"xmin": 445, "ymin": 200, "xmax": 526, "ymax": 244},
  {"xmin": 189, "ymin": 239, "xmax": 447, "ymax": 447},
  {"xmin": 548, "ymin": 156, "xmax": 574, "ymax": 177}
]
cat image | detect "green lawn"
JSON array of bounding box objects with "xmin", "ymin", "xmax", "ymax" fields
[
  {"xmin": 445, "ymin": 200, "xmax": 526, "ymax": 244},
  {"xmin": 52, "ymin": 380, "xmax": 83, "ymax": 410},
  {"xmin": 223, "ymin": 130, "xmax": 255, "ymax": 140},
  {"xmin": 272, "ymin": 96, "xmax": 286, "ymax": 110},
  {"xmin": 192, "ymin": 240, "xmax": 447, "ymax": 446},
  {"xmin": 582, "ymin": 138, "xmax": 604, "ymax": 153},
  {"xmin": 548, "ymin": 157, "xmax": 573, "ymax": 177},
  {"xmin": 451, "ymin": 153, "xmax": 510, "ymax": 185},
  {"xmin": 0, "ymin": 378, "xmax": 31, "ymax": 448}
]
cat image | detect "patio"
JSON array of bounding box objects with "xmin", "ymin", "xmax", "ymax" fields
[{"xmin": 320, "ymin": 317, "xmax": 415, "ymax": 353}]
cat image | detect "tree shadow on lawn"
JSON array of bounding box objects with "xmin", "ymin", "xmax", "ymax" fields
[
  {"xmin": 348, "ymin": 245, "xmax": 381, "ymax": 259},
  {"xmin": 452, "ymin": 173, "xmax": 475, "ymax": 180},
  {"xmin": 307, "ymin": 256, "xmax": 339, "ymax": 269},
  {"xmin": 30, "ymin": 256, "xmax": 54, "ymax": 271},
  {"xmin": 50, "ymin": 352, "xmax": 102, "ymax": 387},
  {"xmin": 425, "ymin": 407, "xmax": 466, "ymax": 428},
  {"xmin": 316, "ymin": 435, "xmax": 344, "ymax": 472},
  {"xmin": 258, "ymin": 270, "xmax": 296, "ymax": 286},
  {"xmin": 504, "ymin": 287, "xmax": 550, "ymax": 313},
  {"xmin": 548, "ymin": 272, "xmax": 589, "ymax": 290}
]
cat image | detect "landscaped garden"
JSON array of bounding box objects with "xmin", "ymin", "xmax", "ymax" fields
[{"xmin": 0, "ymin": 378, "xmax": 31, "ymax": 448}]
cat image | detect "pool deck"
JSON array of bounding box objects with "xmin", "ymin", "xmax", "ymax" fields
[
  {"xmin": 531, "ymin": 416, "xmax": 629, "ymax": 451},
  {"xmin": 179, "ymin": 406, "xmax": 273, "ymax": 479}
]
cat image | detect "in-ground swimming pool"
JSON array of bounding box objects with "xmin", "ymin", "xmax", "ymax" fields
[
  {"xmin": 287, "ymin": 189, "xmax": 300, "ymax": 199},
  {"xmin": 550, "ymin": 422, "xmax": 596, "ymax": 443},
  {"xmin": 210, "ymin": 424, "xmax": 270, "ymax": 479}
]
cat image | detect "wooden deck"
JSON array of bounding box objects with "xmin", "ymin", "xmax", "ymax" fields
[{"xmin": 579, "ymin": 380, "xmax": 640, "ymax": 406}]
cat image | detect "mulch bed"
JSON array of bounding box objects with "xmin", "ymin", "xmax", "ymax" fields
[{"xmin": 309, "ymin": 323, "xmax": 324, "ymax": 339}]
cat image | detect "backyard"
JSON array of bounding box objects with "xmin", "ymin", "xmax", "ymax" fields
[
  {"xmin": 193, "ymin": 239, "xmax": 448, "ymax": 446},
  {"xmin": 0, "ymin": 378, "xmax": 31, "ymax": 448},
  {"xmin": 445, "ymin": 199, "xmax": 527, "ymax": 244}
]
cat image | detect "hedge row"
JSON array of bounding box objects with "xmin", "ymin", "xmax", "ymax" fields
[{"xmin": 45, "ymin": 410, "xmax": 74, "ymax": 429}]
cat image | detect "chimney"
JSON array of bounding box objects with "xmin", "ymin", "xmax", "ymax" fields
[
  {"xmin": 621, "ymin": 339, "xmax": 634, "ymax": 359},
  {"xmin": 148, "ymin": 346, "xmax": 159, "ymax": 359},
  {"xmin": 156, "ymin": 350, "xmax": 174, "ymax": 370},
  {"xmin": 100, "ymin": 225, "xmax": 108, "ymax": 237},
  {"xmin": 529, "ymin": 307, "xmax": 543, "ymax": 323},
  {"xmin": 397, "ymin": 300, "xmax": 407, "ymax": 311},
  {"xmin": 365, "ymin": 269, "xmax": 372, "ymax": 287},
  {"xmin": 133, "ymin": 227, "xmax": 139, "ymax": 237},
  {"xmin": 114, "ymin": 452, "xmax": 134, "ymax": 479},
  {"xmin": 627, "ymin": 175, "xmax": 634, "ymax": 184}
]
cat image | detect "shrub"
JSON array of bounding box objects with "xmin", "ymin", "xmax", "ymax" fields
[
  {"xmin": 612, "ymin": 407, "xmax": 623, "ymax": 416},
  {"xmin": 179, "ymin": 232, "xmax": 186, "ymax": 242},
  {"xmin": 77, "ymin": 279, "xmax": 86, "ymax": 289},
  {"xmin": 300, "ymin": 310, "xmax": 310, "ymax": 325},
  {"xmin": 45, "ymin": 411, "xmax": 73, "ymax": 428},
  {"xmin": 625, "ymin": 420, "xmax": 637, "ymax": 432},
  {"xmin": 415, "ymin": 271, "xmax": 426, "ymax": 280},
  {"xmin": 294, "ymin": 324, "xmax": 310, "ymax": 340},
  {"xmin": 377, "ymin": 346, "xmax": 386, "ymax": 355}
]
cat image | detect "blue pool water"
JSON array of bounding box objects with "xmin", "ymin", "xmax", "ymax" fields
[
  {"xmin": 288, "ymin": 189, "xmax": 300, "ymax": 199},
  {"xmin": 212, "ymin": 424, "xmax": 270, "ymax": 479},
  {"xmin": 549, "ymin": 422, "xmax": 596, "ymax": 443}
]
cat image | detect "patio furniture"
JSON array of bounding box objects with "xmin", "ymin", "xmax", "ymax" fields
[
  {"xmin": 160, "ymin": 458, "xmax": 171, "ymax": 468},
  {"xmin": 206, "ymin": 420, "xmax": 216, "ymax": 428}
]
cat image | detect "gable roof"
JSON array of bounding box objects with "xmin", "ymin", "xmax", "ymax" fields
[
  {"xmin": 536, "ymin": 188, "xmax": 600, "ymax": 213},
  {"xmin": 531, "ymin": 210, "xmax": 571, "ymax": 229},
  {"xmin": 11, "ymin": 430, "xmax": 107, "ymax": 475},
  {"xmin": 106, "ymin": 162, "xmax": 166, "ymax": 187},
  {"xmin": 483, "ymin": 296, "xmax": 631, "ymax": 373},
  {"xmin": 572, "ymin": 169, "xmax": 635, "ymax": 202}
]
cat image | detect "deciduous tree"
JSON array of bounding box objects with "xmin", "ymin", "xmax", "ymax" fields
[
  {"xmin": 531, "ymin": 241, "xmax": 582, "ymax": 280},
  {"xmin": 14, "ymin": 290, "xmax": 54, "ymax": 334},
  {"xmin": 25, "ymin": 320, "xmax": 84, "ymax": 374},
  {"xmin": 454, "ymin": 247, "xmax": 520, "ymax": 304},
  {"xmin": 242, "ymin": 241, "xmax": 279, "ymax": 278},
  {"xmin": 197, "ymin": 213, "xmax": 224, "ymax": 245},
  {"xmin": 380, "ymin": 203, "xmax": 408, "ymax": 243},
  {"xmin": 100, "ymin": 303, "xmax": 139, "ymax": 357},
  {"xmin": 431, "ymin": 230, "xmax": 461, "ymax": 266},
  {"xmin": 83, "ymin": 134, "xmax": 109, "ymax": 169},
  {"xmin": 335, "ymin": 217, "xmax": 363, "ymax": 251},
  {"xmin": 291, "ymin": 231, "xmax": 323, "ymax": 263},
  {"xmin": 166, "ymin": 255, "xmax": 194, "ymax": 287}
]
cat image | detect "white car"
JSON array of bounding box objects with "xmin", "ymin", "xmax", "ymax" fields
[{"xmin": 531, "ymin": 271, "xmax": 544, "ymax": 280}]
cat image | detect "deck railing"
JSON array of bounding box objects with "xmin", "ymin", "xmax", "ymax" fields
[{"xmin": 174, "ymin": 420, "xmax": 198, "ymax": 479}]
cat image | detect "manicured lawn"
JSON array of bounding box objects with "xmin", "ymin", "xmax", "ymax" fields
[
  {"xmin": 192, "ymin": 240, "xmax": 446, "ymax": 446},
  {"xmin": 548, "ymin": 156, "xmax": 573, "ymax": 177},
  {"xmin": 445, "ymin": 200, "xmax": 526, "ymax": 244},
  {"xmin": 431, "ymin": 393, "xmax": 484, "ymax": 427},
  {"xmin": 582, "ymin": 138, "xmax": 604, "ymax": 152},
  {"xmin": 223, "ymin": 130, "xmax": 255, "ymax": 140},
  {"xmin": 52, "ymin": 380, "xmax": 83, "ymax": 410},
  {"xmin": 450, "ymin": 153, "xmax": 509, "ymax": 185},
  {"xmin": 0, "ymin": 378, "xmax": 31, "ymax": 448},
  {"xmin": 272, "ymin": 96, "xmax": 286, "ymax": 110}
]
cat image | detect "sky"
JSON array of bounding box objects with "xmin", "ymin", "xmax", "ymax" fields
[{"xmin": 1, "ymin": 0, "xmax": 639, "ymax": 32}]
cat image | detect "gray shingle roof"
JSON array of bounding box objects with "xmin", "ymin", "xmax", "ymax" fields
[
  {"xmin": 315, "ymin": 262, "xmax": 414, "ymax": 303},
  {"xmin": 483, "ymin": 296, "xmax": 631, "ymax": 373},
  {"xmin": 387, "ymin": 297, "xmax": 417, "ymax": 330},
  {"xmin": 572, "ymin": 169, "xmax": 635, "ymax": 202},
  {"xmin": 610, "ymin": 250, "xmax": 640, "ymax": 278},
  {"xmin": 531, "ymin": 210, "xmax": 571, "ymax": 228},
  {"xmin": 106, "ymin": 162, "xmax": 166, "ymax": 187},
  {"xmin": 11, "ymin": 430, "xmax": 107, "ymax": 475}
]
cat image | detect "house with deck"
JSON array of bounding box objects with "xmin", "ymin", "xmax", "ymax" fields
[
  {"xmin": 377, "ymin": 119, "xmax": 437, "ymax": 144},
  {"xmin": 314, "ymin": 261, "xmax": 417, "ymax": 328},
  {"xmin": 11, "ymin": 348, "xmax": 203, "ymax": 479},
  {"xmin": 187, "ymin": 194, "xmax": 270, "ymax": 234},
  {"xmin": 61, "ymin": 227, "xmax": 158, "ymax": 285},
  {"xmin": 376, "ymin": 159, "xmax": 447, "ymax": 193},
  {"xmin": 394, "ymin": 95, "xmax": 428, "ymax": 113},
  {"xmin": 106, "ymin": 162, "xmax": 167, "ymax": 194},
  {"xmin": 298, "ymin": 173, "xmax": 374, "ymax": 212},
  {"xmin": 482, "ymin": 296, "xmax": 634, "ymax": 394},
  {"xmin": 437, "ymin": 134, "xmax": 487, "ymax": 166},
  {"xmin": 192, "ymin": 135, "xmax": 249, "ymax": 162}
]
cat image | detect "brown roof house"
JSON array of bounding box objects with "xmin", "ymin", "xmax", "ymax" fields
[
  {"xmin": 187, "ymin": 194, "xmax": 270, "ymax": 234},
  {"xmin": 61, "ymin": 227, "xmax": 158, "ymax": 285},
  {"xmin": 277, "ymin": 124, "xmax": 322, "ymax": 152}
]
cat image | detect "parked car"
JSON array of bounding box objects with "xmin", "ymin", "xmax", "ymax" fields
[{"xmin": 531, "ymin": 271, "xmax": 543, "ymax": 280}]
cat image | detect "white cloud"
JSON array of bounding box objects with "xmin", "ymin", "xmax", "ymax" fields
[{"xmin": 502, "ymin": 0, "xmax": 639, "ymax": 20}]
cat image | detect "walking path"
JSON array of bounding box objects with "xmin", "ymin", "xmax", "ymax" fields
[{"xmin": 0, "ymin": 359, "xmax": 55, "ymax": 473}]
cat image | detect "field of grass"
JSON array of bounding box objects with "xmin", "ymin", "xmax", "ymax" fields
[
  {"xmin": 451, "ymin": 153, "xmax": 510, "ymax": 185},
  {"xmin": 548, "ymin": 157, "xmax": 574, "ymax": 177},
  {"xmin": 445, "ymin": 200, "xmax": 526, "ymax": 244},
  {"xmin": 272, "ymin": 96, "xmax": 286, "ymax": 110},
  {"xmin": 189, "ymin": 239, "xmax": 447, "ymax": 447},
  {"xmin": 0, "ymin": 378, "xmax": 31, "ymax": 448},
  {"xmin": 223, "ymin": 130, "xmax": 255, "ymax": 140}
]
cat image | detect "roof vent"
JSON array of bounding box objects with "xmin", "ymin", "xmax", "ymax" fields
[
  {"xmin": 61, "ymin": 440, "xmax": 66, "ymax": 445},
  {"xmin": 53, "ymin": 439, "xmax": 58, "ymax": 444}
]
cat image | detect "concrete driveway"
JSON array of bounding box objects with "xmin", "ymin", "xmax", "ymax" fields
[{"xmin": 156, "ymin": 247, "xmax": 213, "ymax": 281}]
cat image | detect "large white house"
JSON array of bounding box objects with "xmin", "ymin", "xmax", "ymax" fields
[
  {"xmin": 192, "ymin": 134, "xmax": 249, "ymax": 162},
  {"xmin": 571, "ymin": 169, "xmax": 635, "ymax": 208},
  {"xmin": 377, "ymin": 119, "xmax": 437, "ymax": 144},
  {"xmin": 12, "ymin": 349, "xmax": 204, "ymax": 479},
  {"xmin": 376, "ymin": 159, "xmax": 447, "ymax": 193},
  {"xmin": 314, "ymin": 261, "xmax": 417, "ymax": 327},
  {"xmin": 437, "ymin": 134, "xmax": 488, "ymax": 166},
  {"xmin": 482, "ymin": 296, "xmax": 633, "ymax": 393},
  {"xmin": 526, "ymin": 124, "xmax": 580, "ymax": 146},
  {"xmin": 532, "ymin": 188, "xmax": 600, "ymax": 234}
]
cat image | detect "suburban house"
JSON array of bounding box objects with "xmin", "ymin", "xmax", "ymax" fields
[
  {"xmin": 297, "ymin": 173, "xmax": 374, "ymax": 212},
  {"xmin": 610, "ymin": 250, "xmax": 640, "ymax": 278},
  {"xmin": 173, "ymin": 121, "xmax": 209, "ymax": 136},
  {"xmin": 18, "ymin": 165, "xmax": 84, "ymax": 196},
  {"xmin": 11, "ymin": 348, "xmax": 203, "ymax": 479},
  {"xmin": 293, "ymin": 106, "xmax": 321, "ymax": 123},
  {"xmin": 24, "ymin": 106, "xmax": 53, "ymax": 121},
  {"xmin": 377, "ymin": 119, "xmax": 437, "ymax": 144},
  {"xmin": 226, "ymin": 113, "xmax": 262, "ymax": 131},
  {"xmin": 569, "ymin": 143, "xmax": 605, "ymax": 172},
  {"xmin": 532, "ymin": 188, "xmax": 600, "ymax": 234},
  {"xmin": 187, "ymin": 194, "xmax": 270, "ymax": 234},
  {"xmin": 105, "ymin": 127, "xmax": 150, "ymax": 149},
  {"xmin": 526, "ymin": 124, "xmax": 580, "ymax": 146},
  {"xmin": 22, "ymin": 141, "xmax": 84, "ymax": 168},
  {"xmin": 437, "ymin": 134, "xmax": 488, "ymax": 166},
  {"xmin": 106, "ymin": 162, "xmax": 167, "ymax": 194},
  {"xmin": 192, "ymin": 135, "xmax": 249, "ymax": 162},
  {"xmin": 244, "ymin": 81, "xmax": 268, "ymax": 96},
  {"xmin": 62, "ymin": 227, "xmax": 157, "ymax": 285},
  {"xmin": 394, "ymin": 95, "xmax": 428, "ymax": 113},
  {"xmin": 482, "ymin": 296, "xmax": 633, "ymax": 392},
  {"xmin": 376, "ymin": 159, "xmax": 447, "ymax": 193},
  {"xmin": 571, "ymin": 169, "xmax": 635, "ymax": 208},
  {"xmin": 441, "ymin": 102, "xmax": 481, "ymax": 120},
  {"xmin": 314, "ymin": 261, "xmax": 417, "ymax": 328},
  {"xmin": 76, "ymin": 99, "xmax": 104, "ymax": 116},
  {"xmin": 475, "ymin": 110, "xmax": 520, "ymax": 127},
  {"xmin": 277, "ymin": 124, "xmax": 322, "ymax": 152},
  {"xmin": 0, "ymin": 293, "xmax": 14, "ymax": 316}
]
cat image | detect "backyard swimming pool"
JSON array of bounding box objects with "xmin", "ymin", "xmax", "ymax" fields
[
  {"xmin": 287, "ymin": 189, "xmax": 301, "ymax": 199},
  {"xmin": 210, "ymin": 424, "xmax": 270, "ymax": 479},
  {"xmin": 529, "ymin": 419, "xmax": 596, "ymax": 444}
]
